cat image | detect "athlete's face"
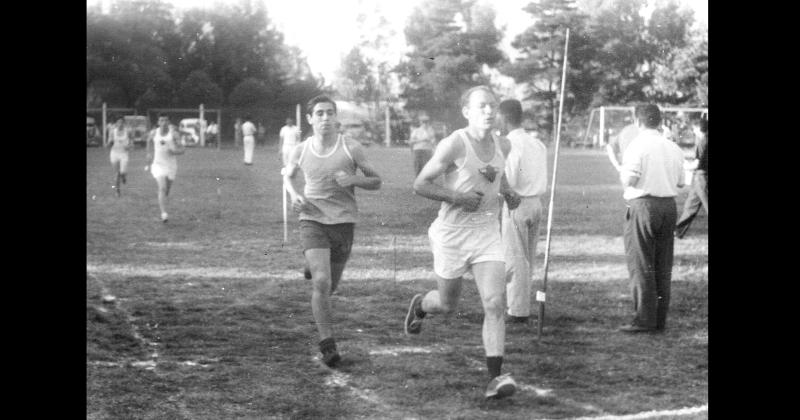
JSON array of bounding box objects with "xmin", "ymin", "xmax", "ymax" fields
[
  {"xmin": 115, "ymin": 118, "xmax": 124, "ymax": 127},
  {"xmin": 158, "ymin": 117, "xmax": 169, "ymax": 129},
  {"xmin": 307, "ymin": 102, "xmax": 337, "ymax": 136},
  {"xmin": 463, "ymin": 90, "xmax": 497, "ymax": 131}
]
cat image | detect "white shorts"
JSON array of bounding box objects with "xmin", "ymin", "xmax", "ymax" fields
[
  {"xmin": 428, "ymin": 218, "xmax": 505, "ymax": 279},
  {"xmin": 110, "ymin": 150, "xmax": 129, "ymax": 173},
  {"xmin": 150, "ymin": 162, "xmax": 177, "ymax": 180}
]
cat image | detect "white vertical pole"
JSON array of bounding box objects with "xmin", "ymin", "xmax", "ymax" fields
[
  {"xmin": 296, "ymin": 104, "xmax": 301, "ymax": 140},
  {"xmin": 385, "ymin": 106, "xmax": 391, "ymax": 147},
  {"xmin": 282, "ymin": 170, "xmax": 288, "ymax": 244},
  {"xmin": 102, "ymin": 102, "xmax": 107, "ymax": 146},
  {"xmin": 538, "ymin": 27, "xmax": 570, "ymax": 339},
  {"xmin": 599, "ymin": 106, "xmax": 605, "ymax": 147},
  {"xmin": 199, "ymin": 104, "xmax": 205, "ymax": 147}
]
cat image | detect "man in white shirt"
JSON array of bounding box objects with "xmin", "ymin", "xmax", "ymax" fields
[
  {"xmin": 408, "ymin": 114, "xmax": 437, "ymax": 176},
  {"xmin": 242, "ymin": 115, "xmax": 257, "ymax": 165},
  {"xmin": 279, "ymin": 118, "xmax": 300, "ymax": 166},
  {"xmin": 496, "ymin": 99, "xmax": 548, "ymax": 324},
  {"xmin": 618, "ymin": 104, "xmax": 685, "ymax": 333}
]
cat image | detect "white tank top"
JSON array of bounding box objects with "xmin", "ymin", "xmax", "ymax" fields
[
  {"xmin": 152, "ymin": 128, "xmax": 177, "ymax": 167},
  {"xmin": 437, "ymin": 129, "xmax": 505, "ymax": 227},
  {"xmin": 110, "ymin": 127, "xmax": 130, "ymax": 153},
  {"xmin": 297, "ymin": 134, "xmax": 358, "ymax": 224}
]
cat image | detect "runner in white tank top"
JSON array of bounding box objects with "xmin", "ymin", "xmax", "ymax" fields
[
  {"xmin": 107, "ymin": 116, "xmax": 132, "ymax": 196},
  {"xmin": 146, "ymin": 115, "xmax": 185, "ymax": 222},
  {"xmin": 402, "ymin": 86, "xmax": 521, "ymax": 400}
]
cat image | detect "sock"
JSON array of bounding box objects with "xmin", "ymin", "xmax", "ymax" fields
[
  {"xmin": 414, "ymin": 298, "xmax": 427, "ymax": 318},
  {"xmin": 487, "ymin": 356, "xmax": 503, "ymax": 379},
  {"xmin": 319, "ymin": 337, "xmax": 337, "ymax": 354}
]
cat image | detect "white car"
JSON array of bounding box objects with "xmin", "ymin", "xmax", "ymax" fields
[{"xmin": 179, "ymin": 118, "xmax": 207, "ymax": 146}]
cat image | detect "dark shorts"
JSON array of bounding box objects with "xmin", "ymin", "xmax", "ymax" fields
[{"xmin": 299, "ymin": 220, "xmax": 355, "ymax": 264}]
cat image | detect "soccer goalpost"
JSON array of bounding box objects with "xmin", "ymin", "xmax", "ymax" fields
[{"xmin": 583, "ymin": 105, "xmax": 709, "ymax": 147}]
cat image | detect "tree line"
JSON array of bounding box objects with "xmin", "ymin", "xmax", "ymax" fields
[
  {"xmin": 87, "ymin": 0, "xmax": 707, "ymax": 141},
  {"xmin": 87, "ymin": 0, "xmax": 323, "ymax": 137}
]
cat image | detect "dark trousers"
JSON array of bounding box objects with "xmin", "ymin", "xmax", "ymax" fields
[
  {"xmin": 413, "ymin": 149, "xmax": 433, "ymax": 176},
  {"xmin": 623, "ymin": 197, "xmax": 677, "ymax": 329},
  {"xmin": 675, "ymin": 171, "xmax": 708, "ymax": 238}
]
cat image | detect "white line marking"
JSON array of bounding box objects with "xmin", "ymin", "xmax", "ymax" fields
[
  {"xmin": 368, "ymin": 346, "xmax": 440, "ymax": 356},
  {"xmin": 559, "ymin": 404, "xmax": 708, "ymax": 420}
]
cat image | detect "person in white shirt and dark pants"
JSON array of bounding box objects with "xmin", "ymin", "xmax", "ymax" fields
[
  {"xmin": 618, "ymin": 104, "xmax": 685, "ymax": 333},
  {"xmin": 496, "ymin": 100, "xmax": 548, "ymax": 324}
]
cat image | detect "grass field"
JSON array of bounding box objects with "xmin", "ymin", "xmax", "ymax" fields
[{"xmin": 86, "ymin": 143, "xmax": 707, "ymax": 419}]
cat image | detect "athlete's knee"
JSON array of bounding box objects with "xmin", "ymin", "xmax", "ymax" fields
[
  {"xmin": 482, "ymin": 293, "xmax": 505, "ymax": 315},
  {"xmin": 311, "ymin": 273, "xmax": 332, "ymax": 294}
]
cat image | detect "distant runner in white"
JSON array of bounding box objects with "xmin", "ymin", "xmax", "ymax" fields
[{"xmin": 146, "ymin": 114, "xmax": 185, "ymax": 222}]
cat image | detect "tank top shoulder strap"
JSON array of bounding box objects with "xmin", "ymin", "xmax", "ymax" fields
[
  {"xmin": 297, "ymin": 138, "xmax": 310, "ymax": 165},
  {"xmin": 455, "ymin": 129, "xmax": 472, "ymax": 169},
  {"xmin": 339, "ymin": 135, "xmax": 356, "ymax": 166},
  {"xmin": 491, "ymin": 132, "xmax": 504, "ymax": 161}
]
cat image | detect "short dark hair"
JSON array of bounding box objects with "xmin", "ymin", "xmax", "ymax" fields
[
  {"xmin": 306, "ymin": 95, "xmax": 337, "ymax": 115},
  {"xmin": 245, "ymin": 114, "xmax": 253, "ymax": 121},
  {"xmin": 636, "ymin": 104, "xmax": 661, "ymax": 129},
  {"xmin": 460, "ymin": 85, "xmax": 496, "ymax": 109},
  {"xmin": 698, "ymin": 117, "xmax": 708, "ymax": 134},
  {"xmin": 498, "ymin": 99, "xmax": 523, "ymax": 126},
  {"xmin": 157, "ymin": 113, "xmax": 169, "ymax": 119}
]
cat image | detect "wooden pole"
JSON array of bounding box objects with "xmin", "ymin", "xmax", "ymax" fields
[
  {"xmin": 599, "ymin": 106, "xmax": 605, "ymax": 147},
  {"xmin": 296, "ymin": 104, "xmax": 301, "ymax": 140},
  {"xmin": 385, "ymin": 106, "xmax": 390, "ymax": 147},
  {"xmin": 199, "ymin": 104, "xmax": 205, "ymax": 147},
  {"xmin": 101, "ymin": 102, "xmax": 107, "ymax": 146},
  {"xmin": 538, "ymin": 27, "xmax": 570, "ymax": 339}
]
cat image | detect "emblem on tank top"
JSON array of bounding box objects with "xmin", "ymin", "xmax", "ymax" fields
[{"xmin": 478, "ymin": 165, "xmax": 498, "ymax": 182}]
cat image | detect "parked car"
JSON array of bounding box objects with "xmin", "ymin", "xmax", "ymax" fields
[
  {"xmin": 87, "ymin": 116, "xmax": 102, "ymax": 147},
  {"xmin": 179, "ymin": 118, "xmax": 207, "ymax": 146}
]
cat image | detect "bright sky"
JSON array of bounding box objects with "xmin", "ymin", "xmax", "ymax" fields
[{"xmin": 91, "ymin": 0, "xmax": 707, "ymax": 82}]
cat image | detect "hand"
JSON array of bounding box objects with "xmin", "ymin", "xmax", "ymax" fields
[
  {"xmin": 291, "ymin": 195, "xmax": 312, "ymax": 213},
  {"xmin": 454, "ymin": 191, "xmax": 483, "ymax": 212},
  {"xmin": 334, "ymin": 170, "xmax": 354, "ymax": 188},
  {"xmin": 503, "ymin": 191, "xmax": 521, "ymax": 210}
]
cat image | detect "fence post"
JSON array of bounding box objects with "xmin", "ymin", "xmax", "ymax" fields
[
  {"xmin": 385, "ymin": 107, "xmax": 390, "ymax": 147},
  {"xmin": 102, "ymin": 102, "xmax": 107, "ymax": 146},
  {"xmin": 199, "ymin": 104, "xmax": 205, "ymax": 147}
]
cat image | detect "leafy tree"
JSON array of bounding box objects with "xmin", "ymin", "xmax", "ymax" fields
[
  {"xmin": 228, "ymin": 77, "xmax": 271, "ymax": 108},
  {"xmin": 336, "ymin": 47, "xmax": 377, "ymax": 105},
  {"xmin": 502, "ymin": 0, "xmax": 593, "ymax": 138},
  {"xmin": 86, "ymin": 0, "xmax": 177, "ymax": 107},
  {"xmin": 176, "ymin": 70, "xmax": 223, "ymax": 107},
  {"xmin": 647, "ymin": 27, "xmax": 707, "ymax": 105},
  {"xmin": 397, "ymin": 0, "xmax": 505, "ymax": 127}
]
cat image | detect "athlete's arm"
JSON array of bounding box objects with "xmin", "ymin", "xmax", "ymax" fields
[
  {"xmin": 145, "ymin": 130, "xmax": 155, "ymax": 166},
  {"xmin": 283, "ymin": 143, "xmax": 313, "ymax": 213},
  {"xmin": 606, "ymin": 143, "xmax": 622, "ymax": 172},
  {"xmin": 336, "ymin": 140, "xmax": 381, "ymax": 190},
  {"xmin": 413, "ymin": 135, "xmax": 482, "ymax": 212},
  {"xmin": 170, "ymin": 131, "xmax": 186, "ymax": 155}
]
